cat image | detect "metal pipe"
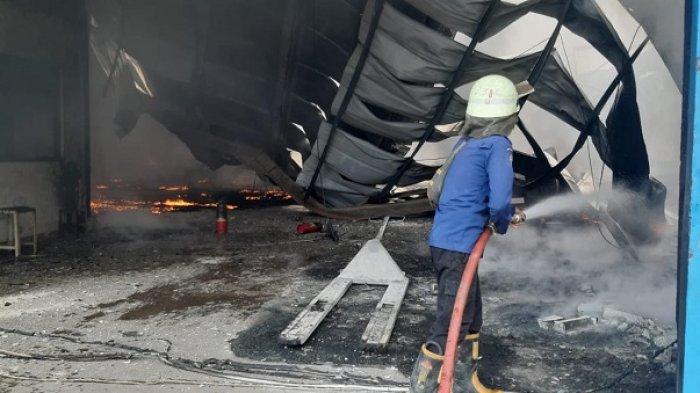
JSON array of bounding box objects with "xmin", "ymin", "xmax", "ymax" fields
[{"xmin": 375, "ymin": 216, "xmax": 390, "ymax": 240}]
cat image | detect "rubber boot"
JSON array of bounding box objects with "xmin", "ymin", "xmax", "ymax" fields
[
  {"xmin": 453, "ymin": 333, "xmax": 503, "ymax": 393},
  {"xmin": 409, "ymin": 343, "xmax": 443, "ymax": 393}
]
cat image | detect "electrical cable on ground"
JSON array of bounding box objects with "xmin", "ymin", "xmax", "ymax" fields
[
  {"xmin": 584, "ymin": 339, "xmax": 677, "ymax": 393},
  {"xmin": 581, "ymin": 23, "xmax": 648, "ymax": 252},
  {"xmin": 0, "ymin": 348, "xmax": 136, "ymax": 362},
  {"xmin": 0, "ymin": 368, "xmax": 408, "ymax": 392},
  {"xmin": 0, "ymin": 326, "xmax": 408, "ymax": 391},
  {"xmin": 585, "ymin": 140, "xmax": 621, "ymax": 249},
  {"xmin": 0, "ymin": 371, "xmax": 259, "ymax": 388},
  {"xmin": 0, "ymin": 334, "xmax": 675, "ymax": 393}
]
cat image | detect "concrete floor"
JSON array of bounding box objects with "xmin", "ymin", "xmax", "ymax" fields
[{"xmin": 0, "ymin": 206, "xmax": 678, "ymax": 392}]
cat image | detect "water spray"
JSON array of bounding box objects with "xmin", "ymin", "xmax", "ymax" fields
[{"xmin": 524, "ymin": 193, "xmax": 593, "ymax": 220}]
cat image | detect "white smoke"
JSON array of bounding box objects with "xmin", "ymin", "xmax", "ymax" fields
[{"xmin": 483, "ymin": 223, "xmax": 677, "ymax": 325}]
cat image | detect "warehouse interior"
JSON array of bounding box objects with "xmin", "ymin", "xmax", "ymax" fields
[{"xmin": 0, "ymin": 1, "xmax": 691, "ymax": 392}]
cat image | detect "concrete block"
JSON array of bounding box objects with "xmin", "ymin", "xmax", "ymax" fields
[
  {"xmin": 538, "ymin": 315, "xmax": 564, "ymax": 331},
  {"xmin": 552, "ymin": 316, "xmax": 597, "ymax": 334},
  {"xmin": 653, "ymin": 334, "xmax": 677, "ymax": 348},
  {"xmin": 602, "ymin": 307, "xmax": 645, "ymax": 325}
]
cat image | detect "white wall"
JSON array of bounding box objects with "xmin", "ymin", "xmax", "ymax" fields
[{"xmin": 0, "ymin": 162, "xmax": 61, "ymax": 238}]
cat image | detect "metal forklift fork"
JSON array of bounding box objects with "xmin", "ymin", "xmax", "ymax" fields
[{"xmin": 279, "ymin": 216, "xmax": 409, "ymax": 349}]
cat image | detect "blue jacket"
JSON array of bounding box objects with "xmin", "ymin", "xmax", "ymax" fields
[{"xmin": 428, "ymin": 135, "xmax": 514, "ymax": 253}]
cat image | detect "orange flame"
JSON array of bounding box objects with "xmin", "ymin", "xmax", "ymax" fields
[{"xmin": 91, "ymin": 198, "xmax": 237, "ymax": 215}]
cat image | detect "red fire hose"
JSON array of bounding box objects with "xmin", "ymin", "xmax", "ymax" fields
[{"xmin": 438, "ymin": 227, "xmax": 493, "ymax": 393}]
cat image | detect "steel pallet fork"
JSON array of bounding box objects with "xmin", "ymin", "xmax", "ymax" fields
[{"xmin": 279, "ymin": 217, "xmax": 409, "ymax": 349}]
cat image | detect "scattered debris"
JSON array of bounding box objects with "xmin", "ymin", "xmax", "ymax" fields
[
  {"xmin": 654, "ymin": 334, "xmax": 677, "ymax": 348},
  {"xmin": 538, "ymin": 315, "xmax": 597, "ymax": 334},
  {"xmin": 82, "ymin": 311, "xmax": 105, "ymax": 322},
  {"xmin": 552, "ymin": 316, "xmax": 597, "ymax": 334},
  {"xmin": 196, "ymin": 256, "xmax": 229, "ymax": 265},
  {"xmin": 569, "ymin": 303, "xmax": 678, "ymax": 352},
  {"xmin": 296, "ymin": 222, "xmax": 340, "ymax": 242},
  {"xmin": 0, "ymin": 207, "xmax": 677, "ymax": 392},
  {"xmin": 325, "ymin": 223, "xmax": 340, "ymax": 242},
  {"xmin": 537, "ymin": 315, "xmax": 564, "ymax": 331},
  {"xmin": 601, "ymin": 307, "xmax": 646, "ymax": 325},
  {"xmin": 296, "ymin": 222, "xmax": 322, "ymax": 234}
]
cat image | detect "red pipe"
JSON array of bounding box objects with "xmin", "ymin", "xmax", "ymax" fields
[{"xmin": 438, "ymin": 228, "xmax": 493, "ymax": 393}]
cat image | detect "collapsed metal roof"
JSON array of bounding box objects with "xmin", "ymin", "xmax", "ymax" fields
[{"xmin": 89, "ymin": 0, "xmax": 679, "ymax": 230}]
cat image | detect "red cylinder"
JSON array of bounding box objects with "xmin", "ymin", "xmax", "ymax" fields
[
  {"xmin": 216, "ymin": 201, "xmax": 228, "ymax": 235},
  {"xmin": 296, "ymin": 222, "xmax": 321, "ymax": 234}
]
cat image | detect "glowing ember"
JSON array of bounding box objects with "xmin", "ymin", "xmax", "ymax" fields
[
  {"xmin": 90, "ymin": 199, "xmax": 149, "ymax": 214},
  {"xmin": 240, "ymin": 188, "xmax": 293, "ymax": 201},
  {"xmin": 91, "ymin": 198, "xmax": 237, "ymax": 215},
  {"xmin": 91, "ymin": 184, "xmax": 290, "ymax": 215},
  {"xmin": 158, "ymin": 185, "xmax": 190, "ymax": 191},
  {"xmin": 265, "ymin": 189, "xmax": 293, "ymax": 200},
  {"xmin": 158, "ymin": 198, "xmax": 197, "ymax": 207}
]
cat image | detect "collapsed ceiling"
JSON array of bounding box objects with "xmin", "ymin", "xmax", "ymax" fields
[{"xmin": 89, "ymin": 0, "xmax": 680, "ymax": 239}]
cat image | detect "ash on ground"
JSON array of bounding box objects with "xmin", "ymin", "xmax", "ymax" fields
[{"xmin": 0, "ymin": 206, "xmax": 676, "ymax": 392}]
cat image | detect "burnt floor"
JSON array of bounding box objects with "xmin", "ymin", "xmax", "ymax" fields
[{"xmin": 0, "ymin": 206, "xmax": 677, "ymax": 392}]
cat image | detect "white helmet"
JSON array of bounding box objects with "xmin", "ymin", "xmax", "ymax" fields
[{"xmin": 466, "ymin": 75, "xmax": 520, "ymax": 118}]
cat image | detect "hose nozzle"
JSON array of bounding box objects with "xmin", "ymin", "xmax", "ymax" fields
[{"xmin": 511, "ymin": 209, "xmax": 526, "ymax": 226}]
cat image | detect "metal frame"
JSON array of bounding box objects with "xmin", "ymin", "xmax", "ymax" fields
[
  {"xmin": 280, "ymin": 217, "xmax": 409, "ymax": 348},
  {"xmin": 304, "ymin": 0, "xmax": 386, "ymax": 201},
  {"xmin": 0, "ymin": 208, "xmax": 37, "ymax": 258},
  {"xmin": 378, "ymin": 0, "xmax": 502, "ymax": 199}
]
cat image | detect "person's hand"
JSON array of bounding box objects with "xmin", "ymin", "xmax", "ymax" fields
[
  {"xmin": 487, "ymin": 222, "xmax": 497, "ymax": 233},
  {"xmin": 510, "ymin": 208, "xmax": 526, "ymax": 227}
]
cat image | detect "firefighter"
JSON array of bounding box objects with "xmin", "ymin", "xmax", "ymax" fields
[{"xmin": 410, "ymin": 75, "xmax": 526, "ymax": 393}]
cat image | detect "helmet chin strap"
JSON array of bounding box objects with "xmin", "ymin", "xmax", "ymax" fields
[{"xmin": 459, "ymin": 113, "xmax": 518, "ymax": 139}]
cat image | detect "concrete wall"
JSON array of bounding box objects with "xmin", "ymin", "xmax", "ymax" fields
[
  {"xmin": 0, "ymin": 0, "xmax": 90, "ymax": 240},
  {"xmin": 0, "ymin": 162, "xmax": 61, "ymax": 237}
]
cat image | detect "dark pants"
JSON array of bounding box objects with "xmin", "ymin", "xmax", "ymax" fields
[{"xmin": 426, "ymin": 246, "xmax": 482, "ymax": 352}]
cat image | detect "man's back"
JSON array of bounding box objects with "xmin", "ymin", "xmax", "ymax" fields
[{"xmin": 429, "ymin": 135, "xmax": 514, "ymax": 254}]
